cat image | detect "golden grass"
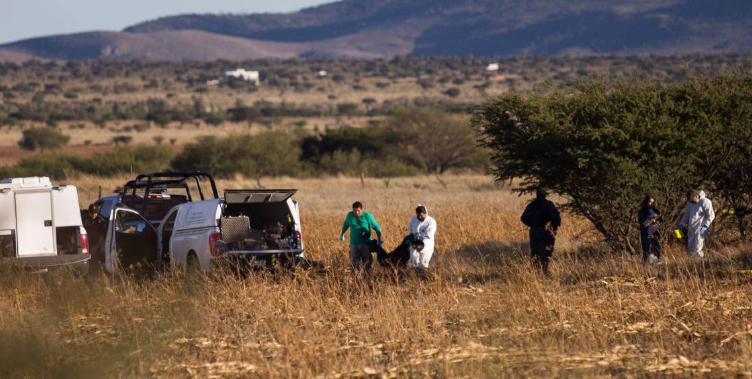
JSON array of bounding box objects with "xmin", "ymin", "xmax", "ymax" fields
[{"xmin": 2, "ymin": 175, "xmax": 752, "ymax": 378}]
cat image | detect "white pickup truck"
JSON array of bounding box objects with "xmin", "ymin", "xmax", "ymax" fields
[
  {"xmin": 157, "ymin": 189, "xmax": 304, "ymax": 274},
  {"xmin": 89, "ymin": 172, "xmax": 218, "ymax": 275},
  {"xmin": 0, "ymin": 177, "xmax": 89, "ymax": 273}
]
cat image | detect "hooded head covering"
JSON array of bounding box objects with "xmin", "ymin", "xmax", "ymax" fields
[
  {"xmin": 416, "ymin": 204, "xmax": 428, "ymax": 221},
  {"xmin": 687, "ymin": 189, "xmax": 701, "ymax": 201}
]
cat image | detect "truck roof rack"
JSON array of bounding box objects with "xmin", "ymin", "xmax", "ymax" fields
[{"xmin": 122, "ymin": 172, "xmax": 219, "ymax": 214}]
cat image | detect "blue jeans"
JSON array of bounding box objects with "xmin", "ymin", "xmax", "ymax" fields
[{"xmin": 640, "ymin": 231, "xmax": 661, "ymax": 262}]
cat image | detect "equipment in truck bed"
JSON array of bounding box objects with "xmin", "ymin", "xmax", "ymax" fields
[{"xmin": 221, "ymin": 216, "xmax": 251, "ymax": 246}]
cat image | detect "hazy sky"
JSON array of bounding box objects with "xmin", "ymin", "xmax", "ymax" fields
[{"xmin": 0, "ymin": 0, "xmax": 332, "ymax": 44}]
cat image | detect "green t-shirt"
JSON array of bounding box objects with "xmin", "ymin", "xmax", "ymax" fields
[{"xmin": 341, "ymin": 211, "xmax": 382, "ymax": 245}]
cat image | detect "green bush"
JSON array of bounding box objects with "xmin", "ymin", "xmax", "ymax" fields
[
  {"xmin": 316, "ymin": 149, "xmax": 422, "ymax": 178},
  {"xmin": 0, "ymin": 145, "xmax": 173, "ymax": 180},
  {"xmin": 82, "ymin": 145, "xmax": 173, "ymax": 176},
  {"xmin": 18, "ymin": 127, "xmax": 70, "ymax": 152},
  {"xmin": 0, "ymin": 153, "xmax": 86, "ymax": 179},
  {"xmin": 171, "ymin": 132, "xmax": 303, "ymax": 178},
  {"xmin": 443, "ymin": 87, "xmax": 461, "ymax": 98}
]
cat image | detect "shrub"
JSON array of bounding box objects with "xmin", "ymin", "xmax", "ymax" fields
[
  {"xmin": 443, "ymin": 87, "xmax": 461, "ymax": 98},
  {"xmin": 171, "ymin": 132, "xmax": 303, "ymax": 178},
  {"xmin": 82, "ymin": 145, "xmax": 173, "ymax": 176},
  {"xmin": 18, "ymin": 127, "xmax": 70, "ymax": 152},
  {"xmin": 112, "ymin": 136, "xmax": 133, "ymax": 145},
  {"xmin": 0, "ymin": 145, "xmax": 172, "ymax": 179},
  {"xmin": 336, "ymin": 103, "xmax": 359, "ymax": 116}
]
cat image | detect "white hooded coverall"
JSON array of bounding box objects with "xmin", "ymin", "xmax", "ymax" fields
[
  {"xmin": 679, "ymin": 191, "xmax": 715, "ymax": 257},
  {"xmin": 408, "ymin": 206, "xmax": 437, "ymax": 268}
]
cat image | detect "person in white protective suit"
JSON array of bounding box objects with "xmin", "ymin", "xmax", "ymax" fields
[
  {"xmin": 678, "ymin": 189, "xmax": 715, "ymax": 257},
  {"xmin": 408, "ymin": 205, "xmax": 437, "ymax": 268}
]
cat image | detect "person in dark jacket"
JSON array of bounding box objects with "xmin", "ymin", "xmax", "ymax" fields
[
  {"xmin": 638, "ymin": 195, "xmax": 663, "ymax": 264},
  {"xmin": 81, "ymin": 203, "xmax": 107, "ymax": 273},
  {"xmin": 520, "ymin": 187, "xmax": 561, "ymax": 274}
]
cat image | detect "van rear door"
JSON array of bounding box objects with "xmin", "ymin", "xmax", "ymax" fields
[{"xmin": 15, "ymin": 191, "xmax": 55, "ymax": 257}]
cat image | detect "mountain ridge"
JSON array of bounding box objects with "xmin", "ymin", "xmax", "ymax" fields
[{"xmin": 2, "ymin": 0, "xmax": 751, "ymax": 61}]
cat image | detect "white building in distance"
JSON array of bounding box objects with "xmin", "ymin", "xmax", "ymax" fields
[
  {"xmin": 225, "ymin": 69, "xmax": 260, "ymax": 85},
  {"xmin": 486, "ymin": 63, "xmax": 500, "ymax": 71}
]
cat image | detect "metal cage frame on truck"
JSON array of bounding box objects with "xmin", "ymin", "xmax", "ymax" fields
[{"xmin": 120, "ymin": 172, "xmax": 220, "ymax": 215}]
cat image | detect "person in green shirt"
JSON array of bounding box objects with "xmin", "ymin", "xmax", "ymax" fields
[{"xmin": 340, "ymin": 201, "xmax": 382, "ymax": 276}]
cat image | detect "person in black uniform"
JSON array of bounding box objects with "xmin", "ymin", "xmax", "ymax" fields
[
  {"xmin": 637, "ymin": 195, "xmax": 663, "ymax": 264},
  {"xmin": 520, "ymin": 187, "xmax": 561, "ymax": 274},
  {"xmin": 81, "ymin": 203, "xmax": 107, "ymax": 273}
]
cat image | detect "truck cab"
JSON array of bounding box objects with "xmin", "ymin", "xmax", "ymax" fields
[{"xmin": 0, "ymin": 177, "xmax": 89, "ymax": 274}]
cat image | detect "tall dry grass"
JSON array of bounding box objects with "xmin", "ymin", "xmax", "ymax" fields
[{"xmin": 1, "ymin": 175, "xmax": 752, "ymax": 378}]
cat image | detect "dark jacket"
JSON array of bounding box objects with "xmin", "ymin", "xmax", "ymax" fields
[
  {"xmin": 81, "ymin": 211, "xmax": 107, "ymax": 256},
  {"xmin": 521, "ymin": 198, "xmax": 561, "ymax": 231},
  {"xmin": 637, "ymin": 207, "xmax": 662, "ymax": 235}
]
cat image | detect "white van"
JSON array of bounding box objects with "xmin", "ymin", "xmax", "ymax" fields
[
  {"xmin": 0, "ymin": 177, "xmax": 89, "ymax": 273},
  {"xmin": 157, "ymin": 189, "xmax": 304, "ymax": 273}
]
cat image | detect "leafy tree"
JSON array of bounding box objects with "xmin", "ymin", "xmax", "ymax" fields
[
  {"xmin": 18, "ymin": 127, "xmax": 70, "ymax": 152},
  {"xmin": 385, "ymin": 107, "xmax": 483, "ymax": 174},
  {"xmin": 472, "ymin": 73, "xmax": 752, "ymax": 251}
]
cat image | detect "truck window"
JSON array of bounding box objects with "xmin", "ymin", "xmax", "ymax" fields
[
  {"xmin": 116, "ymin": 212, "xmax": 151, "ymax": 234},
  {"xmin": 98, "ymin": 200, "xmax": 115, "ymax": 220}
]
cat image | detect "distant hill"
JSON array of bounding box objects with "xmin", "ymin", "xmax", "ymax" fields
[{"xmin": 2, "ymin": 0, "xmax": 752, "ymax": 61}]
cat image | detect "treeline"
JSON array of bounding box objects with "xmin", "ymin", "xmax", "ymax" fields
[
  {"xmin": 473, "ymin": 70, "xmax": 752, "ymax": 249},
  {"xmin": 3, "ymin": 54, "xmax": 751, "ymax": 87},
  {"xmin": 1, "ymin": 108, "xmax": 488, "ymax": 179},
  {"xmin": 0, "ymin": 96, "xmax": 474, "ymax": 126}
]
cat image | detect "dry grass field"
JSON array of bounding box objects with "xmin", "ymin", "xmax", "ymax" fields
[{"xmin": 2, "ymin": 174, "xmax": 752, "ymax": 378}]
